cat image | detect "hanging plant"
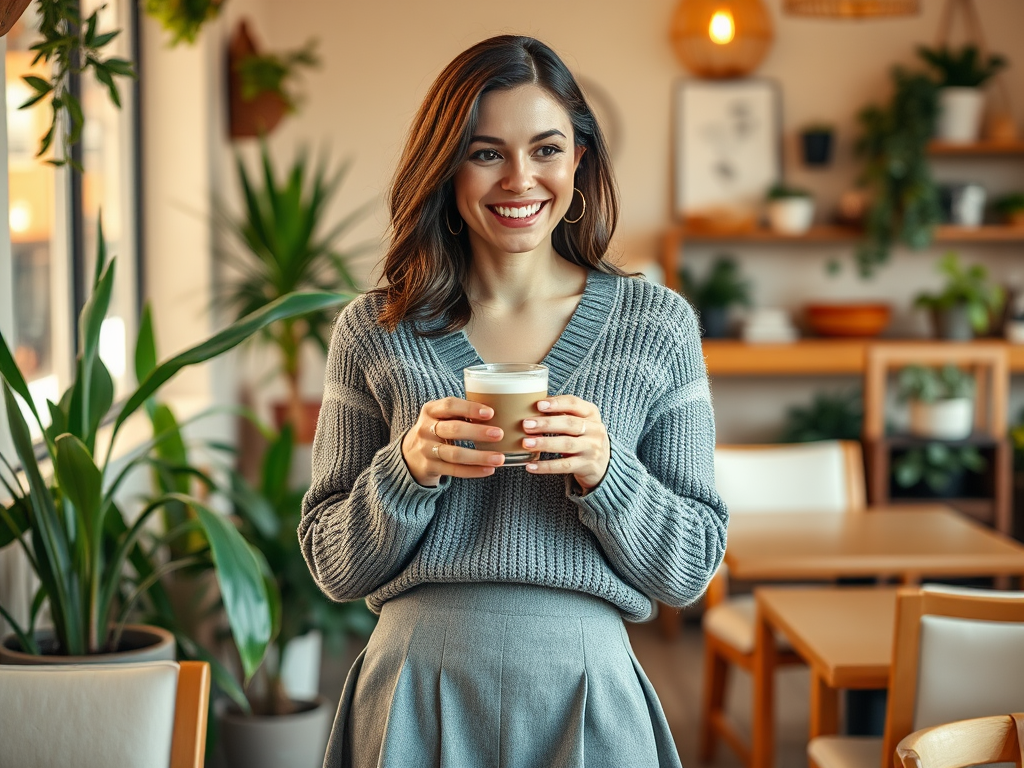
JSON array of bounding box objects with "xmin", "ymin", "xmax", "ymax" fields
[
  {"xmin": 144, "ymin": 0, "xmax": 224, "ymax": 47},
  {"xmin": 854, "ymin": 67, "xmax": 941, "ymax": 277},
  {"xmin": 18, "ymin": 0, "xmax": 136, "ymax": 168},
  {"xmin": 236, "ymin": 38, "xmax": 319, "ymax": 111}
]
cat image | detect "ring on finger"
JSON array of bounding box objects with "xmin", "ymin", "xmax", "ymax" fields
[
  {"xmin": 429, "ymin": 420, "xmax": 440, "ymax": 438},
  {"xmin": 431, "ymin": 443, "xmax": 444, "ymax": 460}
]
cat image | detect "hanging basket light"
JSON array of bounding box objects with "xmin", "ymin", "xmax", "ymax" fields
[
  {"xmin": 670, "ymin": 0, "xmax": 775, "ymax": 79},
  {"xmin": 783, "ymin": 0, "xmax": 919, "ymax": 18}
]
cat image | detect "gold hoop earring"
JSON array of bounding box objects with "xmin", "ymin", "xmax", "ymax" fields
[
  {"xmin": 563, "ymin": 188, "xmax": 586, "ymax": 224},
  {"xmin": 445, "ymin": 209, "xmax": 464, "ymax": 236}
]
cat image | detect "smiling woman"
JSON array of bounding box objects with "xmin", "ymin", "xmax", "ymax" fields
[{"xmin": 299, "ymin": 35, "xmax": 727, "ymax": 768}]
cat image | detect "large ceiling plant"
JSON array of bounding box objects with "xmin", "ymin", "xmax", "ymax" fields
[
  {"xmin": 214, "ymin": 141, "xmax": 369, "ymax": 433},
  {"xmin": 0, "ymin": 221, "xmax": 348, "ymax": 680},
  {"xmin": 854, "ymin": 66, "xmax": 941, "ymax": 277}
]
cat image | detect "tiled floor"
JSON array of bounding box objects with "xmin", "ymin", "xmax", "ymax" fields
[{"xmin": 316, "ymin": 617, "xmax": 814, "ymax": 768}]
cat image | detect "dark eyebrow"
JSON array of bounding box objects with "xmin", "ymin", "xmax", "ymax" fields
[{"xmin": 468, "ymin": 129, "xmax": 567, "ymax": 145}]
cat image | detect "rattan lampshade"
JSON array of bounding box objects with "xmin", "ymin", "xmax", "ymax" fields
[
  {"xmin": 671, "ymin": 0, "xmax": 774, "ymax": 79},
  {"xmin": 783, "ymin": 0, "xmax": 919, "ymax": 18}
]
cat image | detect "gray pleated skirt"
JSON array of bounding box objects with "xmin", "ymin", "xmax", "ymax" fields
[{"xmin": 324, "ymin": 582, "xmax": 682, "ymax": 768}]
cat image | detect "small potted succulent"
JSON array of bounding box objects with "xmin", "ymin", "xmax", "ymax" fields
[
  {"xmin": 916, "ymin": 44, "xmax": 1008, "ymax": 144},
  {"xmin": 994, "ymin": 193, "xmax": 1024, "ymax": 227},
  {"xmin": 913, "ymin": 252, "xmax": 1005, "ymax": 340},
  {"xmin": 765, "ymin": 183, "xmax": 814, "ymax": 235},
  {"xmin": 679, "ymin": 255, "xmax": 752, "ymax": 338},
  {"xmin": 800, "ymin": 123, "xmax": 835, "ymax": 167},
  {"xmin": 897, "ymin": 363, "xmax": 975, "ymax": 441}
]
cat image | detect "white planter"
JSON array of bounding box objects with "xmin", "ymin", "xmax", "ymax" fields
[
  {"xmin": 909, "ymin": 398, "xmax": 973, "ymax": 440},
  {"xmin": 767, "ymin": 197, "xmax": 814, "ymax": 235},
  {"xmin": 937, "ymin": 88, "xmax": 985, "ymax": 144},
  {"xmin": 219, "ymin": 696, "xmax": 332, "ymax": 768}
]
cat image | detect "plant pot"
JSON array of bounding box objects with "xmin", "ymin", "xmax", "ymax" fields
[
  {"xmin": 698, "ymin": 306, "xmax": 730, "ymax": 338},
  {"xmin": 800, "ymin": 131, "xmax": 833, "ymax": 166},
  {"xmin": 219, "ymin": 695, "xmax": 332, "ymax": 768},
  {"xmin": 938, "ymin": 183, "xmax": 986, "ymax": 227},
  {"xmin": 931, "ymin": 305, "xmax": 974, "ymax": 341},
  {"xmin": 228, "ymin": 20, "xmax": 289, "ymax": 139},
  {"xmin": 804, "ymin": 303, "xmax": 891, "ymax": 338},
  {"xmin": 1007, "ymin": 319, "xmax": 1024, "ymax": 344},
  {"xmin": 908, "ymin": 398, "xmax": 973, "ymax": 441},
  {"xmin": 0, "ymin": 624, "xmax": 176, "ymax": 665},
  {"xmin": 271, "ymin": 399, "xmax": 322, "ymax": 444},
  {"xmin": 937, "ymin": 87, "xmax": 985, "ymax": 144},
  {"xmin": 1005, "ymin": 209, "xmax": 1024, "ymax": 227},
  {"xmin": 767, "ymin": 197, "xmax": 814, "ymax": 235}
]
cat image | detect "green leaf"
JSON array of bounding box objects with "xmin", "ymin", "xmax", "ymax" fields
[
  {"xmin": 262, "ymin": 424, "xmax": 293, "ymax": 502},
  {"xmin": 228, "ymin": 472, "xmax": 279, "ymax": 540},
  {"xmin": 0, "ymin": 328, "xmax": 45, "ymax": 434},
  {"xmin": 135, "ymin": 303, "xmax": 157, "ymax": 385},
  {"xmin": 76, "ymin": 249, "xmax": 116, "ymax": 438},
  {"xmin": 112, "ymin": 292, "xmax": 348, "ymax": 445},
  {"xmin": 192, "ymin": 500, "xmax": 272, "ymax": 682},
  {"xmin": 53, "ymin": 434, "xmax": 103, "ymax": 545}
]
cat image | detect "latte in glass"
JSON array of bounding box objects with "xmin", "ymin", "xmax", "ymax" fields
[{"xmin": 463, "ymin": 363, "xmax": 549, "ymax": 466}]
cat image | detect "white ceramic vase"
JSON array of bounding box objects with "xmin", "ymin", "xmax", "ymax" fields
[
  {"xmin": 908, "ymin": 398, "xmax": 973, "ymax": 440},
  {"xmin": 937, "ymin": 88, "xmax": 985, "ymax": 144},
  {"xmin": 767, "ymin": 197, "xmax": 814, "ymax": 235}
]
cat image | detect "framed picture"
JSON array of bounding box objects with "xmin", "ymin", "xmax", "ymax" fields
[{"xmin": 673, "ymin": 78, "xmax": 782, "ymax": 219}]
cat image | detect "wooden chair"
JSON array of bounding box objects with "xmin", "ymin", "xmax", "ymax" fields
[
  {"xmin": 0, "ymin": 659, "xmax": 211, "ymax": 768},
  {"xmin": 895, "ymin": 713, "xmax": 1024, "ymax": 768},
  {"xmin": 808, "ymin": 586, "xmax": 1024, "ymax": 768},
  {"xmin": 698, "ymin": 440, "xmax": 867, "ymax": 766}
]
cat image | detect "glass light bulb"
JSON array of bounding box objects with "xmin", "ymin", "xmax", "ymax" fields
[{"xmin": 709, "ymin": 9, "xmax": 736, "ymax": 45}]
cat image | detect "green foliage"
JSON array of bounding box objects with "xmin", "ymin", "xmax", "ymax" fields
[
  {"xmin": 912, "ymin": 252, "xmax": 1005, "ymax": 333},
  {"xmin": 916, "ymin": 44, "xmax": 1007, "ymax": 88},
  {"xmin": 766, "ymin": 182, "xmax": 812, "ymax": 200},
  {"xmin": 679, "ymin": 256, "xmax": 752, "ymax": 310},
  {"xmin": 896, "ymin": 363, "xmax": 974, "ymax": 404},
  {"xmin": 855, "ymin": 67, "xmax": 941, "ymax": 277},
  {"xmin": 214, "ymin": 141, "xmax": 368, "ymax": 406},
  {"xmin": 19, "ymin": 0, "xmax": 136, "ymax": 168},
  {"xmin": 993, "ymin": 193, "xmax": 1024, "ymax": 215},
  {"xmin": 892, "ymin": 443, "xmax": 986, "ymax": 493},
  {"xmin": 226, "ymin": 423, "xmax": 376, "ymax": 715},
  {"xmin": 236, "ymin": 39, "xmax": 319, "ymax": 111},
  {"xmin": 778, "ymin": 388, "xmax": 863, "ymax": 443},
  {"xmin": 144, "ymin": 0, "xmax": 224, "ymax": 47},
  {"xmin": 0, "ymin": 218, "xmax": 348, "ymax": 673}
]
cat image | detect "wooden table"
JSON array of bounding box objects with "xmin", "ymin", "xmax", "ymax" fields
[{"xmin": 729, "ymin": 505, "xmax": 1024, "ymax": 768}]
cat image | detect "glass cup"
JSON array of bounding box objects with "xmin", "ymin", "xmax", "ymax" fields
[{"xmin": 463, "ymin": 363, "xmax": 549, "ymax": 466}]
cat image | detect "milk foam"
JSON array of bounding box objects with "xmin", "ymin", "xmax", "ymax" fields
[{"xmin": 463, "ymin": 375, "xmax": 548, "ymax": 395}]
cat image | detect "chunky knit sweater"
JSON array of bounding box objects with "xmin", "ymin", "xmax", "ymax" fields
[{"xmin": 299, "ymin": 269, "xmax": 728, "ymax": 622}]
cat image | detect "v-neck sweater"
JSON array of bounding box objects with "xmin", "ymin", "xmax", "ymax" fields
[{"xmin": 299, "ymin": 270, "xmax": 728, "ymax": 621}]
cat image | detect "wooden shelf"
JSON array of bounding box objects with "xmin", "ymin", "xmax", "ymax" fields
[
  {"xmin": 702, "ymin": 339, "xmax": 1024, "ymax": 376},
  {"xmin": 935, "ymin": 225, "xmax": 1024, "ymax": 241},
  {"xmin": 667, "ymin": 224, "xmax": 1024, "ymax": 244},
  {"xmin": 928, "ymin": 140, "xmax": 1024, "ymax": 156}
]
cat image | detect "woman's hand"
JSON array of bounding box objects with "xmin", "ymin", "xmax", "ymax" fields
[
  {"xmin": 402, "ymin": 397, "xmax": 506, "ymax": 487},
  {"xmin": 522, "ymin": 395, "xmax": 610, "ymax": 492}
]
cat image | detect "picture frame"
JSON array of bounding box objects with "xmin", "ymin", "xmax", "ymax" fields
[{"xmin": 673, "ymin": 78, "xmax": 782, "ymax": 220}]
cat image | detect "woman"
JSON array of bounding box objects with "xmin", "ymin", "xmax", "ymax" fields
[{"xmin": 300, "ymin": 35, "xmax": 727, "ymax": 768}]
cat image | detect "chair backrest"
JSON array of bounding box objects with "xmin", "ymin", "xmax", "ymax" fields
[
  {"xmin": 0, "ymin": 659, "xmax": 210, "ymax": 768},
  {"xmin": 883, "ymin": 587, "xmax": 1024, "ymax": 765},
  {"xmin": 714, "ymin": 440, "xmax": 866, "ymax": 514},
  {"xmin": 895, "ymin": 713, "xmax": 1024, "ymax": 768}
]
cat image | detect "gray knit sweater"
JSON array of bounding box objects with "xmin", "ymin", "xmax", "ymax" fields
[{"xmin": 299, "ymin": 269, "xmax": 727, "ymax": 622}]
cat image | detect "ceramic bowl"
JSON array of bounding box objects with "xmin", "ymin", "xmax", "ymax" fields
[{"xmin": 805, "ymin": 303, "xmax": 891, "ymax": 337}]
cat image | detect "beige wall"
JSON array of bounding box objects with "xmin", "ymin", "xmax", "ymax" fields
[{"xmin": 150, "ymin": 0, "xmax": 1024, "ymax": 440}]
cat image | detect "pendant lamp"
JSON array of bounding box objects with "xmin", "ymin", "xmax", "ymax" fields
[
  {"xmin": 670, "ymin": 0, "xmax": 774, "ymax": 79},
  {"xmin": 783, "ymin": 0, "xmax": 919, "ymax": 18}
]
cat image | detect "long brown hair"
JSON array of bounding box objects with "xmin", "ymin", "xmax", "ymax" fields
[{"xmin": 374, "ymin": 35, "xmax": 626, "ymax": 335}]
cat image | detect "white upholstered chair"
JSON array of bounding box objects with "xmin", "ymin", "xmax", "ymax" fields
[
  {"xmin": 808, "ymin": 586, "xmax": 1024, "ymax": 768},
  {"xmin": 700, "ymin": 440, "xmax": 866, "ymax": 765},
  {"xmin": 0, "ymin": 659, "xmax": 211, "ymax": 768},
  {"xmin": 895, "ymin": 713, "xmax": 1024, "ymax": 768}
]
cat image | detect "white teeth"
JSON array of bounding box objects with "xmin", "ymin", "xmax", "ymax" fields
[{"xmin": 494, "ymin": 202, "xmax": 542, "ymax": 219}]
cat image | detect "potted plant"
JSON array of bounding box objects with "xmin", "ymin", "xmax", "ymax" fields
[
  {"xmin": 0, "ymin": 222, "xmax": 348, "ymax": 671},
  {"xmin": 855, "ymin": 67, "xmax": 941, "ymax": 277},
  {"xmin": 778, "ymin": 388, "xmax": 863, "ymax": 443},
  {"xmin": 994, "ymin": 192, "xmax": 1024, "ymax": 227},
  {"xmin": 213, "ymin": 140, "xmax": 368, "ymax": 442},
  {"xmin": 800, "ymin": 123, "xmax": 834, "ymax": 167},
  {"xmin": 913, "ymin": 252, "xmax": 1005, "ymax": 340},
  {"xmin": 228, "ymin": 19, "xmax": 318, "ymax": 139},
  {"xmin": 144, "ymin": 0, "xmax": 224, "ymax": 46},
  {"xmin": 917, "ymin": 44, "xmax": 1007, "ymax": 144},
  {"xmin": 892, "ymin": 442, "xmax": 986, "ymax": 498},
  {"xmin": 1006, "ymin": 287, "xmax": 1024, "ymax": 344},
  {"xmin": 215, "ymin": 422, "xmax": 376, "ymax": 768},
  {"xmin": 765, "ymin": 182, "xmax": 814, "ymax": 235},
  {"xmin": 897, "ymin": 363, "xmax": 975, "ymax": 441},
  {"xmin": 678, "ymin": 255, "xmax": 752, "ymax": 338}
]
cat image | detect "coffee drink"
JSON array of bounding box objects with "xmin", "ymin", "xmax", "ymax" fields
[{"xmin": 463, "ymin": 364, "xmax": 548, "ymax": 466}]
